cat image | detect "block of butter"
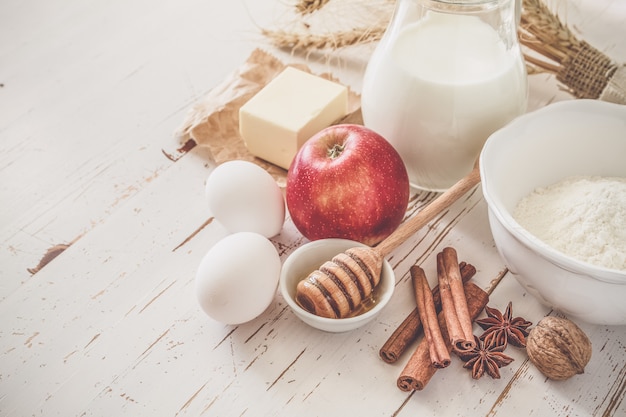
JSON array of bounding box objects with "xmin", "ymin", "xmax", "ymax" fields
[{"xmin": 239, "ymin": 67, "xmax": 348, "ymax": 170}]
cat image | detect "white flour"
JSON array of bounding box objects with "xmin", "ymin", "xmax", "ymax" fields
[{"xmin": 513, "ymin": 175, "xmax": 626, "ymax": 271}]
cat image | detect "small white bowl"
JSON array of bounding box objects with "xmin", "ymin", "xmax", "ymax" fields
[
  {"xmin": 280, "ymin": 239, "xmax": 395, "ymax": 332},
  {"xmin": 480, "ymin": 99, "xmax": 626, "ymax": 325}
]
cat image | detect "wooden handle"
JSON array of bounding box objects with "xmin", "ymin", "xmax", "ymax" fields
[{"xmin": 375, "ymin": 167, "xmax": 481, "ymax": 257}]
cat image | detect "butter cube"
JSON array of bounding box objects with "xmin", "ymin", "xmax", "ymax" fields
[{"xmin": 239, "ymin": 67, "xmax": 348, "ymax": 170}]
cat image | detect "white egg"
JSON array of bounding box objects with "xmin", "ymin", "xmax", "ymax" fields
[
  {"xmin": 205, "ymin": 160, "xmax": 285, "ymax": 238},
  {"xmin": 195, "ymin": 232, "xmax": 281, "ymax": 325}
]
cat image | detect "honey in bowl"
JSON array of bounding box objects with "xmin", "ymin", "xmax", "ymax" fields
[
  {"xmin": 294, "ymin": 246, "xmax": 383, "ymax": 319},
  {"xmin": 295, "ymin": 272, "xmax": 384, "ymax": 319}
]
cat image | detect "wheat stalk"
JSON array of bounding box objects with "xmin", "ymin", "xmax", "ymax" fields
[
  {"xmin": 262, "ymin": 26, "xmax": 385, "ymax": 51},
  {"xmin": 262, "ymin": 0, "xmax": 392, "ymax": 53},
  {"xmin": 296, "ymin": 0, "xmax": 331, "ymax": 15},
  {"xmin": 519, "ymin": 0, "xmax": 580, "ymax": 67},
  {"xmin": 519, "ymin": 0, "xmax": 621, "ymax": 100}
]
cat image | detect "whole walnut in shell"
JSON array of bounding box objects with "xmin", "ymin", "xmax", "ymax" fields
[{"xmin": 526, "ymin": 316, "xmax": 592, "ymax": 380}]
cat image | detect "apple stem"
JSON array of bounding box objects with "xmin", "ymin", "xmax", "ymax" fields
[{"xmin": 327, "ymin": 144, "xmax": 345, "ymax": 159}]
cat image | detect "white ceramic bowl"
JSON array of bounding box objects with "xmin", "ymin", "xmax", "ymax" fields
[
  {"xmin": 480, "ymin": 99, "xmax": 626, "ymax": 325},
  {"xmin": 280, "ymin": 239, "xmax": 395, "ymax": 332}
]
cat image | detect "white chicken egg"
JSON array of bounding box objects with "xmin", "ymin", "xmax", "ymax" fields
[
  {"xmin": 205, "ymin": 160, "xmax": 285, "ymax": 238},
  {"xmin": 195, "ymin": 232, "xmax": 281, "ymax": 325}
]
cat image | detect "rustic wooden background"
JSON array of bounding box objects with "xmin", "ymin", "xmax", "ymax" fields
[{"xmin": 1, "ymin": 0, "xmax": 624, "ymax": 415}]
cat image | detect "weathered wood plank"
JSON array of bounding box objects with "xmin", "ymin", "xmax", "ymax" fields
[
  {"xmin": 0, "ymin": 0, "xmax": 624, "ymax": 416},
  {"xmin": 0, "ymin": 0, "xmax": 291, "ymax": 301}
]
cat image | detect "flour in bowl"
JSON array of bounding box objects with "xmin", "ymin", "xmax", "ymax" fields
[{"xmin": 513, "ymin": 175, "xmax": 626, "ymax": 271}]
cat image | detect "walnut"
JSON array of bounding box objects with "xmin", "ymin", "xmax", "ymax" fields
[{"xmin": 526, "ymin": 316, "xmax": 592, "ymax": 380}]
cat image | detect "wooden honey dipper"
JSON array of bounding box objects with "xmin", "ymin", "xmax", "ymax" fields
[{"xmin": 295, "ymin": 166, "xmax": 481, "ymax": 319}]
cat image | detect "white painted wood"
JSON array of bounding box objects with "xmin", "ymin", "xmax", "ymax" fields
[{"xmin": 0, "ymin": 0, "xmax": 624, "ymax": 416}]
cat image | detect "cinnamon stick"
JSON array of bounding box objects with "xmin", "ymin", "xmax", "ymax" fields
[
  {"xmin": 411, "ymin": 266, "xmax": 450, "ymax": 368},
  {"xmin": 397, "ymin": 282, "xmax": 489, "ymax": 391},
  {"xmin": 438, "ymin": 248, "xmax": 475, "ymax": 352},
  {"xmin": 379, "ymin": 262, "xmax": 476, "ymax": 363}
]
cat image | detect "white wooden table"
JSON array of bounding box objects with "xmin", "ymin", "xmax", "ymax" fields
[{"xmin": 1, "ymin": 1, "xmax": 625, "ymax": 416}]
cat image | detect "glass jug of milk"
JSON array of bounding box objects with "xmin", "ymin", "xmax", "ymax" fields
[{"xmin": 361, "ymin": 0, "xmax": 527, "ymax": 191}]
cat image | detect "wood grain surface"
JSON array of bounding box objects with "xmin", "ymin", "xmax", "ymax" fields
[{"xmin": 1, "ymin": 0, "xmax": 624, "ymax": 416}]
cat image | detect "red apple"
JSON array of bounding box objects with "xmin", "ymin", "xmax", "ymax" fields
[{"xmin": 286, "ymin": 124, "xmax": 410, "ymax": 246}]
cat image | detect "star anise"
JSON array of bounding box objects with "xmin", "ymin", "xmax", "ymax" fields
[
  {"xmin": 476, "ymin": 301, "xmax": 532, "ymax": 348},
  {"xmin": 456, "ymin": 335, "xmax": 514, "ymax": 379}
]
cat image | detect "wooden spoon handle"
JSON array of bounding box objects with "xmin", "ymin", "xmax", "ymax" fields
[{"xmin": 375, "ymin": 167, "xmax": 481, "ymax": 257}]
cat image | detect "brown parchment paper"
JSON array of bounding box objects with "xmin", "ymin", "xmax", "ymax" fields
[{"xmin": 175, "ymin": 48, "xmax": 362, "ymax": 186}]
